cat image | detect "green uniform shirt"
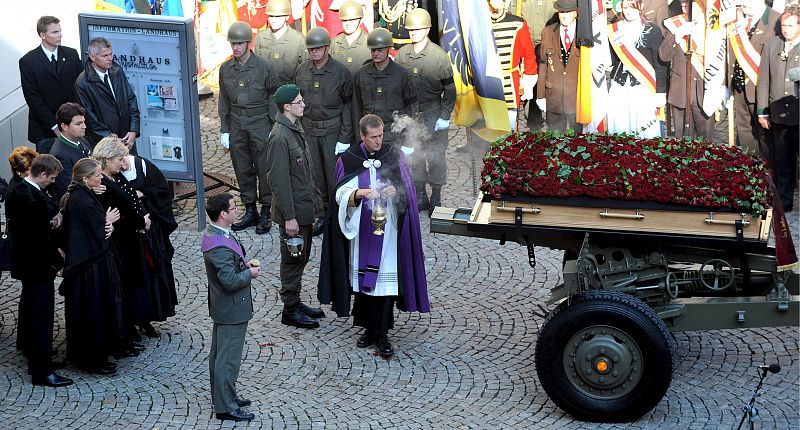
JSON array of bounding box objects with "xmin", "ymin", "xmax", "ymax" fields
[
  {"xmin": 218, "ymin": 52, "xmax": 279, "ymax": 133},
  {"xmin": 266, "ymin": 113, "xmax": 321, "ymax": 225},
  {"xmin": 508, "ymin": 0, "xmax": 557, "ymax": 46},
  {"xmin": 395, "ymin": 41, "xmax": 456, "ymax": 121},
  {"xmin": 330, "ymin": 31, "xmax": 371, "ymax": 77},
  {"xmin": 254, "ymin": 27, "xmax": 308, "ymax": 85},
  {"xmin": 294, "ymin": 57, "xmax": 354, "ymax": 143},
  {"xmin": 353, "ymin": 59, "xmax": 418, "ymax": 143}
]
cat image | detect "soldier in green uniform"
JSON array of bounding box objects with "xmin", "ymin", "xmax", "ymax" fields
[
  {"xmin": 218, "ymin": 21, "xmax": 279, "ymax": 234},
  {"xmin": 266, "ymin": 84, "xmax": 325, "ymax": 329},
  {"xmin": 395, "ymin": 8, "xmax": 455, "ymax": 214},
  {"xmin": 330, "ymin": 1, "xmax": 372, "ymax": 76},
  {"xmin": 295, "ymin": 27, "xmax": 354, "ymax": 235},
  {"xmin": 353, "ymin": 28, "xmax": 418, "ymax": 148},
  {"xmin": 254, "ymin": 0, "xmax": 307, "ymax": 85}
]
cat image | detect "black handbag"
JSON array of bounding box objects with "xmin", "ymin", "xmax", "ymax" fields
[{"xmin": 0, "ymin": 220, "xmax": 11, "ymax": 272}]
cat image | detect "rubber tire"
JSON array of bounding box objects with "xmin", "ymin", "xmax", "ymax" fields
[{"xmin": 534, "ymin": 290, "xmax": 676, "ymax": 422}]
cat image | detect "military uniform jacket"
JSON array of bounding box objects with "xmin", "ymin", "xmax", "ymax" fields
[
  {"xmin": 266, "ymin": 113, "xmax": 322, "ymax": 226},
  {"xmin": 353, "ymin": 59, "xmax": 418, "ymax": 143},
  {"xmin": 508, "ymin": 0, "xmax": 557, "ymax": 46},
  {"xmin": 395, "ymin": 41, "xmax": 456, "ymax": 121},
  {"xmin": 294, "ymin": 57, "xmax": 354, "ymax": 142},
  {"xmin": 254, "ymin": 27, "xmax": 307, "ymax": 85},
  {"xmin": 659, "ymin": 31, "xmax": 705, "ymax": 109},
  {"xmin": 330, "ymin": 31, "xmax": 371, "ymax": 76},
  {"xmin": 727, "ymin": 7, "xmax": 781, "ymax": 103},
  {"xmin": 203, "ymin": 225, "xmax": 253, "ymax": 325},
  {"xmin": 218, "ymin": 52, "xmax": 279, "ymax": 133},
  {"xmin": 537, "ymin": 23, "xmax": 580, "ymax": 114},
  {"xmin": 757, "ymin": 37, "xmax": 800, "ymax": 126}
]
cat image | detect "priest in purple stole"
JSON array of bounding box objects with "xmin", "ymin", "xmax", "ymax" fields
[{"xmin": 318, "ymin": 114, "xmax": 429, "ymax": 358}]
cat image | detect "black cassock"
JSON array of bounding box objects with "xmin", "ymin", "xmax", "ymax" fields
[{"xmin": 61, "ymin": 184, "xmax": 124, "ymax": 368}]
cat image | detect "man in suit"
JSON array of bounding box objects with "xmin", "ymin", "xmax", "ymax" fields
[
  {"xmin": 201, "ymin": 192, "xmax": 260, "ymax": 422},
  {"xmin": 536, "ymin": 0, "xmax": 579, "ymax": 131},
  {"xmin": 6, "ymin": 154, "xmax": 70, "ymax": 387},
  {"xmin": 50, "ymin": 102, "xmax": 92, "ymax": 200},
  {"xmin": 757, "ymin": 5, "xmax": 800, "ymax": 211},
  {"xmin": 18, "ymin": 16, "xmax": 82, "ymax": 155},
  {"xmin": 75, "ymin": 37, "xmax": 141, "ymax": 152}
]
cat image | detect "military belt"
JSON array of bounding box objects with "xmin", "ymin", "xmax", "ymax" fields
[
  {"xmin": 301, "ymin": 117, "xmax": 341, "ymax": 129},
  {"xmin": 230, "ymin": 105, "xmax": 270, "ymax": 116},
  {"xmin": 419, "ymin": 100, "xmax": 441, "ymax": 111}
]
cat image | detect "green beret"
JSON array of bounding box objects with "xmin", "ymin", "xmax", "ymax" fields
[{"xmin": 274, "ymin": 84, "xmax": 301, "ymax": 105}]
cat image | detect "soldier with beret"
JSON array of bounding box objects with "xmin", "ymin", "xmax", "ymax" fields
[{"xmin": 266, "ymin": 84, "xmax": 326, "ymax": 329}]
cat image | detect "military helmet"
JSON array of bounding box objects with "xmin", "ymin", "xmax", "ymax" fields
[
  {"xmin": 338, "ymin": 1, "xmax": 364, "ymax": 20},
  {"xmin": 404, "ymin": 8, "xmax": 432, "ymax": 30},
  {"xmin": 227, "ymin": 21, "xmax": 253, "ymax": 43},
  {"xmin": 306, "ymin": 27, "xmax": 331, "ymax": 48},
  {"xmin": 367, "ymin": 28, "xmax": 393, "ymax": 49},
  {"xmin": 266, "ymin": 0, "xmax": 291, "ymax": 16}
]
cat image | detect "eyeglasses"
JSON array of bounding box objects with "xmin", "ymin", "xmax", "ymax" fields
[
  {"xmin": 225, "ymin": 206, "xmax": 237, "ymax": 212},
  {"xmin": 288, "ymin": 99, "xmax": 305, "ymax": 105}
]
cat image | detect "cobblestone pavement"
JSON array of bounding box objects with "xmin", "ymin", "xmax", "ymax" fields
[{"xmin": 0, "ymin": 95, "xmax": 797, "ymax": 430}]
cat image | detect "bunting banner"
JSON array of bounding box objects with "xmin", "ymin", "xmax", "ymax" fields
[
  {"xmin": 728, "ymin": 14, "xmax": 762, "ymax": 84},
  {"xmin": 608, "ymin": 22, "xmax": 657, "ymax": 95},
  {"xmin": 702, "ymin": 0, "xmax": 732, "ymax": 116},
  {"xmin": 577, "ymin": 0, "xmax": 611, "ymax": 132},
  {"xmin": 663, "ymin": 4, "xmax": 705, "ymax": 77}
]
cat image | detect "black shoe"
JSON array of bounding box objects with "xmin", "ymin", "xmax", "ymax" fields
[
  {"xmin": 356, "ymin": 332, "xmax": 374, "ymax": 348},
  {"xmin": 32, "ymin": 372, "xmax": 73, "ymax": 387},
  {"xmin": 429, "ymin": 186, "xmax": 442, "ymax": 216},
  {"xmin": 375, "ymin": 335, "xmax": 394, "ymax": 358},
  {"xmin": 255, "ymin": 205, "xmax": 271, "ymax": 235},
  {"xmin": 416, "ymin": 187, "xmax": 430, "ymax": 211},
  {"xmin": 235, "ymin": 398, "xmax": 252, "ymax": 408},
  {"xmin": 216, "ymin": 408, "xmax": 255, "ymax": 422},
  {"xmin": 86, "ymin": 363, "xmax": 117, "ymax": 375},
  {"xmin": 281, "ymin": 308, "xmax": 320, "ymax": 329},
  {"xmin": 140, "ymin": 323, "xmax": 160, "ymax": 338},
  {"xmin": 311, "ymin": 217, "xmax": 325, "ymax": 237},
  {"xmin": 232, "ymin": 205, "xmax": 259, "ymax": 231},
  {"xmin": 114, "ymin": 348, "xmax": 140, "ymax": 359},
  {"xmin": 298, "ymin": 303, "xmax": 325, "ymax": 319}
]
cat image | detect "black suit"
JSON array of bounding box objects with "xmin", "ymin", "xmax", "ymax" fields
[
  {"xmin": 18, "ymin": 45, "xmax": 82, "ymax": 154},
  {"xmin": 6, "ymin": 179, "xmax": 63, "ymax": 380},
  {"xmin": 49, "ymin": 135, "xmax": 91, "ymax": 200}
]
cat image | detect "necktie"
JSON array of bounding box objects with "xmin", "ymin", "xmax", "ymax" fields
[
  {"xmin": 564, "ymin": 29, "xmax": 572, "ymax": 52},
  {"xmin": 103, "ymin": 74, "xmax": 115, "ymax": 100},
  {"xmin": 51, "ymin": 53, "xmax": 57, "ymax": 73}
]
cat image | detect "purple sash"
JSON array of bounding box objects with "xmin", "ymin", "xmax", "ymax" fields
[
  {"xmin": 357, "ymin": 167, "xmax": 385, "ymax": 292},
  {"xmin": 200, "ymin": 232, "xmax": 245, "ymax": 261}
]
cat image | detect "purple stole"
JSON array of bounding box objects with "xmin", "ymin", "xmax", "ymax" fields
[
  {"xmin": 200, "ymin": 231, "xmax": 245, "ymax": 261},
  {"xmin": 356, "ymin": 164, "xmax": 385, "ymax": 292}
]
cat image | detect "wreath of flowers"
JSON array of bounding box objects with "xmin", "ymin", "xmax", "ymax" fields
[{"xmin": 480, "ymin": 131, "xmax": 771, "ymax": 218}]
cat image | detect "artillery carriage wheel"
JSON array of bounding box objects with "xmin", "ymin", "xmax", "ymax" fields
[{"xmin": 534, "ymin": 290, "xmax": 676, "ymax": 422}]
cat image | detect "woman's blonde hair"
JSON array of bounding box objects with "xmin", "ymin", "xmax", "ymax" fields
[{"xmin": 92, "ymin": 134, "xmax": 129, "ymax": 164}]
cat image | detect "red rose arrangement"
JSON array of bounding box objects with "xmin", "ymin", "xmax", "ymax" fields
[{"xmin": 480, "ymin": 131, "xmax": 772, "ymax": 218}]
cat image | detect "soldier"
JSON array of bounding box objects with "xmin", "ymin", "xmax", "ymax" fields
[
  {"xmin": 266, "ymin": 84, "xmax": 325, "ymax": 329},
  {"xmin": 536, "ymin": 0, "xmax": 579, "ymax": 131},
  {"xmin": 218, "ymin": 21, "xmax": 279, "ymax": 234},
  {"xmin": 330, "ymin": 1, "xmax": 372, "ymax": 76},
  {"xmin": 353, "ymin": 28, "xmax": 419, "ymax": 147},
  {"xmin": 395, "ymin": 8, "xmax": 456, "ymax": 214},
  {"xmin": 295, "ymin": 27, "xmax": 354, "ymax": 234},
  {"xmin": 254, "ymin": 0, "xmax": 307, "ymax": 86}
]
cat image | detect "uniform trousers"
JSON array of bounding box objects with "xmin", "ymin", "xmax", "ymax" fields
[
  {"xmin": 733, "ymin": 90, "xmax": 768, "ymax": 160},
  {"xmin": 229, "ymin": 118, "xmax": 272, "ymax": 207},
  {"xmin": 278, "ymin": 225, "xmax": 312, "ymax": 308},
  {"xmin": 670, "ymin": 105, "xmax": 715, "ymax": 143},
  {"xmin": 352, "ymin": 293, "xmax": 395, "ymax": 336},
  {"xmin": 411, "ymin": 107, "xmax": 448, "ymax": 187},
  {"xmin": 306, "ymin": 126, "xmax": 339, "ymax": 207},
  {"xmin": 769, "ymin": 123, "xmax": 799, "ymax": 210},
  {"xmin": 209, "ymin": 321, "xmax": 247, "ymax": 413}
]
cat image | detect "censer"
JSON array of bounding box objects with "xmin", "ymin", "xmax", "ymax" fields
[{"xmin": 371, "ymin": 197, "xmax": 387, "ymax": 236}]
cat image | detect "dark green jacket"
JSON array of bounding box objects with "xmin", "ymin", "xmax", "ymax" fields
[{"xmin": 203, "ymin": 225, "xmax": 253, "ymax": 325}]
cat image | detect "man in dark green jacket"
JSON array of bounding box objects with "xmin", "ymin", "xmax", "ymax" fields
[
  {"xmin": 201, "ymin": 193, "xmax": 260, "ymax": 422},
  {"xmin": 266, "ymin": 84, "xmax": 325, "ymax": 329}
]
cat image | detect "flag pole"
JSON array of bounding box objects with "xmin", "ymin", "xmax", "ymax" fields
[
  {"xmin": 467, "ymin": 126, "xmax": 478, "ymax": 199},
  {"xmin": 726, "ymin": 29, "xmax": 735, "ymax": 147},
  {"xmin": 683, "ymin": 2, "xmax": 694, "ymax": 138}
]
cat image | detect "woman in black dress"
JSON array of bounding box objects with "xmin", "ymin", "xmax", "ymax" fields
[{"xmin": 60, "ymin": 158, "xmax": 122, "ymax": 375}]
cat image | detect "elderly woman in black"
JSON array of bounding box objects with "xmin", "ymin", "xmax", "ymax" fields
[
  {"xmin": 92, "ymin": 136, "xmax": 152, "ymax": 355},
  {"xmin": 60, "ymin": 158, "xmax": 122, "ymax": 375},
  {"xmin": 119, "ymin": 155, "xmax": 178, "ymax": 337}
]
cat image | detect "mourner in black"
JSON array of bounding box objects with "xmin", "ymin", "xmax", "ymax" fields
[{"xmin": 50, "ymin": 102, "xmax": 92, "ymax": 200}]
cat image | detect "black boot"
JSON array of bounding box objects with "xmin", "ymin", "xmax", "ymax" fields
[
  {"xmin": 281, "ymin": 307, "xmax": 320, "ymax": 329},
  {"xmin": 232, "ymin": 204, "xmax": 258, "ymax": 231},
  {"xmin": 311, "ymin": 217, "xmax": 325, "ymax": 237},
  {"xmin": 428, "ymin": 186, "xmax": 442, "ymax": 215},
  {"xmin": 255, "ymin": 205, "xmax": 271, "ymax": 235},
  {"xmin": 416, "ymin": 185, "xmax": 429, "ymax": 212}
]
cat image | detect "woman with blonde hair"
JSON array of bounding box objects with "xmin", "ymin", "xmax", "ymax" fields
[{"xmin": 60, "ymin": 157, "xmax": 123, "ymax": 375}]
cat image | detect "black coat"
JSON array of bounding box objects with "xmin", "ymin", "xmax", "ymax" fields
[
  {"xmin": 6, "ymin": 179, "xmax": 63, "ymax": 281},
  {"xmin": 75, "ymin": 60, "xmax": 141, "ymax": 146},
  {"xmin": 18, "ymin": 45, "xmax": 82, "ymax": 143},
  {"xmin": 49, "ymin": 135, "xmax": 91, "ymax": 200}
]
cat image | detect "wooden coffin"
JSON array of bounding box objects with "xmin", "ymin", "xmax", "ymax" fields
[{"xmin": 471, "ymin": 194, "xmax": 772, "ymax": 242}]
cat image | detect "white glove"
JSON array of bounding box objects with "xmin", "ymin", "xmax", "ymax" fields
[
  {"xmin": 400, "ymin": 146, "xmax": 415, "ymax": 155},
  {"xmin": 334, "ymin": 142, "xmax": 349, "ymax": 155},
  {"xmin": 536, "ymin": 98, "xmax": 546, "ymax": 113},
  {"xmin": 220, "ymin": 133, "xmax": 230, "ymax": 149},
  {"xmin": 520, "ymin": 74, "xmax": 538, "ymax": 101},
  {"xmin": 508, "ymin": 109, "xmax": 518, "ymax": 131},
  {"xmin": 434, "ymin": 118, "xmax": 450, "ymax": 131}
]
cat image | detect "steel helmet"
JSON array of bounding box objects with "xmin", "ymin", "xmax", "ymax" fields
[
  {"xmin": 306, "ymin": 27, "xmax": 332, "ymax": 48},
  {"xmin": 227, "ymin": 21, "xmax": 253, "ymax": 43},
  {"xmin": 404, "ymin": 8, "xmax": 432, "ymax": 30},
  {"xmin": 338, "ymin": 1, "xmax": 364, "ymax": 20},
  {"xmin": 266, "ymin": 0, "xmax": 291, "ymax": 16},
  {"xmin": 367, "ymin": 28, "xmax": 393, "ymax": 49}
]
